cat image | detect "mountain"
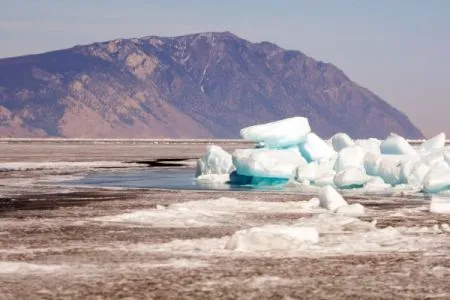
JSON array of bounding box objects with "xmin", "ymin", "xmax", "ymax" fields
[{"xmin": 0, "ymin": 31, "xmax": 423, "ymax": 139}]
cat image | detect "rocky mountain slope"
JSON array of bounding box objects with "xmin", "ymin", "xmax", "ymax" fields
[{"xmin": 0, "ymin": 32, "xmax": 423, "ymax": 138}]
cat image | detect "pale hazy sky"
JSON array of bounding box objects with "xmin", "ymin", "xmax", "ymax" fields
[{"xmin": 1, "ymin": 0, "xmax": 449, "ymax": 137}]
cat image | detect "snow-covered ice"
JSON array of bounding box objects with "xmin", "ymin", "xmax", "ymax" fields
[
  {"xmin": 225, "ymin": 225, "xmax": 319, "ymax": 251},
  {"xmin": 0, "ymin": 161, "xmax": 139, "ymax": 171},
  {"xmin": 336, "ymin": 203, "xmax": 365, "ymax": 217},
  {"xmin": 429, "ymin": 196, "xmax": 450, "ymax": 214}
]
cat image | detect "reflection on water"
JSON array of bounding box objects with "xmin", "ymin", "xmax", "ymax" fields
[{"xmin": 65, "ymin": 168, "xmax": 286, "ymax": 191}]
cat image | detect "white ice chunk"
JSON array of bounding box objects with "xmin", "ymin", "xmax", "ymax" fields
[
  {"xmin": 225, "ymin": 225, "xmax": 319, "ymax": 251},
  {"xmin": 423, "ymin": 168, "xmax": 450, "ymax": 193},
  {"xmin": 295, "ymin": 161, "xmax": 319, "ymax": 181},
  {"xmin": 195, "ymin": 145, "xmax": 234, "ymax": 177},
  {"xmin": 419, "ymin": 133, "xmax": 446, "ymax": 153},
  {"xmin": 334, "ymin": 146, "xmax": 366, "ymax": 172},
  {"xmin": 295, "ymin": 160, "xmax": 335, "ymax": 182},
  {"xmin": 380, "ymin": 134, "xmax": 417, "ymax": 156},
  {"xmin": 429, "ymin": 196, "xmax": 450, "ymax": 214},
  {"xmin": 400, "ymin": 160, "xmax": 430, "ymax": 188},
  {"xmin": 330, "ymin": 133, "xmax": 355, "ymax": 152},
  {"xmin": 299, "ymin": 133, "xmax": 336, "ymax": 162},
  {"xmin": 232, "ymin": 148, "xmax": 306, "ymax": 178},
  {"xmin": 364, "ymin": 176, "xmax": 392, "ymax": 190},
  {"xmin": 333, "ymin": 167, "xmax": 368, "ymax": 188},
  {"xmin": 240, "ymin": 117, "xmax": 311, "ymax": 147},
  {"xmin": 314, "ymin": 173, "xmax": 337, "ymax": 187},
  {"xmin": 318, "ymin": 185, "xmax": 348, "ymax": 211},
  {"xmin": 336, "ymin": 203, "xmax": 365, "ymax": 217},
  {"xmin": 422, "ymin": 149, "xmax": 450, "ymax": 167},
  {"xmin": 364, "ymin": 153, "xmax": 418, "ymax": 186},
  {"xmin": 355, "ymin": 138, "xmax": 381, "ymax": 154}
]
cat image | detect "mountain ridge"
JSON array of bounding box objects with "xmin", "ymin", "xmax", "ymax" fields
[{"xmin": 0, "ymin": 31, "xmax": 423, "ymax": 139}]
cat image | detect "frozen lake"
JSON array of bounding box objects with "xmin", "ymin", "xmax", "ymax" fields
[{"xmin": 0, "ymin": 139, "xmax": 449, "ymax": 299}]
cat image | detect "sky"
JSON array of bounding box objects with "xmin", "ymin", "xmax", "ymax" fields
[{"xmin": 1, "ymin": 0, "xmax": 449, "ymax": 137}]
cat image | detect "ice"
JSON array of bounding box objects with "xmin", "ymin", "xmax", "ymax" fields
[
  {"xmin": 295, "ymin": 159, "xmax": 335, "ymax": 183},
  {"xmin": 232, "ymin": 148, "xmax": 306, "ymax": 178},
  {"xmin": 333, "ymin": 167, "xmax": 368, "ymax": 189},
  {"xmin": 299, "ymin": 133, "xmax": 336, "ymax": 162},
  {"xmin": 355, "ymin": 138, "xmax": 381, "ymax": 154},
  {"xmin": 334, "ymin": 146, "xmax": 366, "ymax": 172},
  {"xmin": 364, "ymin": 153, "xmax": 418, "ymax": 186},
  {"xmin": 423, "ymin": 168, "xmax": 450, "ymax": 193},
  {"xmin": 195, "ymin": 145, "xmax": 234, "ymax": 177},
  {"xmin": 400, "ymin": 160, "xmax": 430, "ymax": 188},
  {"xmin": 193, "ymin": 116, "xmax": 449, "ymax": 193},
  {"xmin": 318, "ymin": 186, "xmax": 348, "ymax": 211},
  {"xmin": 240, "ymin": 117, "xmax": 311, "ymax": 147},
  {"xmin": 314, "ymin": 173, "xmax": 336, "ymax": 187},
  {"xmin": 336, "ymin": 203, "xmax": 365, "ymax": 217},
  {"xmin": 429, "ymin": 196, "xmax": 450, "ymax": 214},
  {"xmin": 94, "ymin": 197, "xmax": 325, "ymax": 227},
  {"xmin": 380, "ymin": 134, "xmax": 417, "ymax": 155},
  {"xmin": 422, "ymin": 149, "xmax": 450, "ymax": 167},
  {"xmin": 295, "ymin": 161, "xmax": 320, "ymax": 181},
  {"xmin": 419, "ymin": 133, "xmax": 446, "ymax": 153},
  {"xmin": 225, "ymin": 225, "xmax": 319, "ymax": 251},
  {"xmin": 0, "ymin": 262, "xmax": 65, "ymax": 274},
  {"xmin": 0, "ymin": 161, "xmax": 139, "ymax": 171},
  {"xmin": 330, "ymin": 133, "xmax": 355, "ymax": 151}
]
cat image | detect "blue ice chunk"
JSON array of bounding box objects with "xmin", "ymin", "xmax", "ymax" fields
[
  {"xmin": 228, "ymin": 171, "xmax": 253, "ymax": 185},
  {"xmin": 251, "ymin": 177, "xmax": 289, "ymax": 187}
]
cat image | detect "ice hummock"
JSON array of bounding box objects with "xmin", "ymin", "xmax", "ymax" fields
[{"xmin": 195, "ymin": 116, "xmax": 450, "ymax": 194}]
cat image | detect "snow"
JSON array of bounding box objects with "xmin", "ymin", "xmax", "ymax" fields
[
  {"xmin": 195, "ymin": 145, "xmax": 234, "ymax": 177},
  {"xmin": 336, "ymin": 203, "xmax": 365, "ymax": 217},
  {"xmin": 225, "ymin": 225, "xmax": 319, "ymax": 251},
  {"xmin": 299, "ymin": 133, "xmax": 336, "ymax": 162},
  {"xmin": 380, "ymin": 134, "xmax": 417, "ymax": 156},
  {"xmin": 94, "ymin": 197, "xmax": 327, "ymax": 227},
  {"xmin": 240, "ymin": 117, "xmax": 311, "ymax": 147},
  {"xmin": 318, "ymin": 185, "xmax": 348, "ymax": 211},
  {"xmin": 330, "ymin": 133, "xmax": 355, "ymax": 152},
  {"xmin": 232, "ymin": 148, "xmax": 306, "ymax": 178},
  {"xmin": 333, "ymin": 167, "xmax": 368, "ymax": 188},
  {"xmin": 0, "ymin": 262, "xmax": 65, "ymax": 274},
  {"xmin": 429, "ymin": 196, "xmax": 450, "ymax": 214}
]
